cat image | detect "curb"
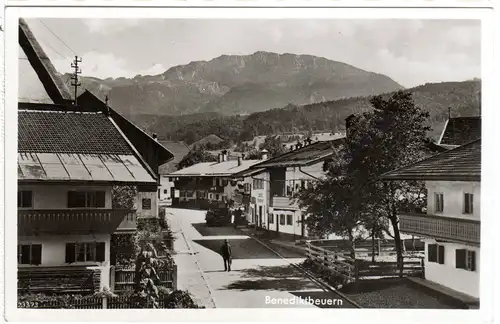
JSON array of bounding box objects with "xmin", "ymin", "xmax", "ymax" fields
[
  {"xmin": 249, "ymin": 234, "xmax": 362, "ymax": 308},
  {"xmin": 170, "ymin": 214, "xmax": 218, "ymax": 309}
]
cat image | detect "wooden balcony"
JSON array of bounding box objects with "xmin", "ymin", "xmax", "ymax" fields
[
  {"xmin": 18, "ymin": 209, "xmax": 130, "ymax": 235},
  {"xmin": 271, "ymin": 196, "xmax": 299, "ymax": 209},
  {"xmin": 399, "ymin": 213, "xmax": 480, "ymax": 246}
]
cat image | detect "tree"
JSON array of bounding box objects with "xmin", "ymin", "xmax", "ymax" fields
[
  {"xmin": 112, "ymin": 185, "xmax": 137, "ymax": 209},
  {"xmin": 297, "ymin": 91, "xmax": 431, "ymax": 273},
  {"xmin": 132, "ymin": 243, "xmax": 160, "ymax": 308},
  {"xmin": 259, "ymin": 135, "xmax": 286, "ymax": 158},
  {"xmin": 344, "ymin": 91, "xmax": 431, "ymax": 275},
  {"xmin": 177, "ymin": 147, "xmax": 217, "ymax": 170}
]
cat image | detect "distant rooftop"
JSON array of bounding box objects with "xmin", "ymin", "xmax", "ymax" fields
[
  {"xmin": 166, "ymin": 159, "xmax": 261, "ymax": 177},
  {"xmin": 158, "ymin": 141, "xmax": 191, "ymax": 174},
  {"xmin": 382, "ymin": 139, "xmax": 481, "ymax": 182}
]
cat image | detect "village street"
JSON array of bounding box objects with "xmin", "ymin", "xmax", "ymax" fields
[{"xmin": 165, "ymin": 208, "xmax": 352, "ymax": 308}]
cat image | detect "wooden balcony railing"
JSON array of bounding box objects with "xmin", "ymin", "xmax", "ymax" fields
[
  {"xmin": 18, "ymin": 209, "xmax": 131, "ymax": 235},
  {"xmin": 399, "ymin": 213, "xmax": 480, "ymax": 246}
]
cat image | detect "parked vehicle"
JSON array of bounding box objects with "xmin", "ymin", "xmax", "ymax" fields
[{"xmin": 205, "ymin": 204, "xmax": 231, "ymax": 227}]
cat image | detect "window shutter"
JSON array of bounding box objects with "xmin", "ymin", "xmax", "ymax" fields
[
  {"xmin": 438, "ymin": 245, "xmax": 445, "ymax": 264},
  {"xmin": 31, "ymin": 244, "xmax": 42, "ymax": 265},
  {"xmin": 96, "ymin": 242, "xmax": 106, "ymax": 262},
  {"xmin": 65, "ymin": 243, "xmax": 76, "ymax": 263},
  {"xmin": 470, "ymin": 251, "xmax": 476, "ymax": 271},
  {"xmin": 96, "ymin": 191, "xmax": 106, "ymax": 208},
  {"xmin": 455, "ymin": 249, "xmax": 466, "ymax": 269}
]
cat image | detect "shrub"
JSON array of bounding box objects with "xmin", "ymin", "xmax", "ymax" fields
[{"xmin": 163, "ymin": 290, "xmax": 204, "ymax": 309}]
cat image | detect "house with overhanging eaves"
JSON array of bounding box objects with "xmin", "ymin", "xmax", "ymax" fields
[{"xmin": 17, "ymin": 18, "xmax": 173, "ymax": 293}]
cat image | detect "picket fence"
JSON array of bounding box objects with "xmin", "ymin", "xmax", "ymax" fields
[
  {"xmin": 110, "ymin": 262, "xmax": 177, "ymax": 293},
  {"xmin": 19, "ymin": 296, "xmax": 170, "ymax": 309}
]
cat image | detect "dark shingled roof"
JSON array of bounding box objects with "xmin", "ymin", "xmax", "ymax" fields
[
  {"xmin": 382, "ymin": 139, "xmax": 481, "ymax": 181},
  {"xmin": 18, "ymin": 109, "xmax": 133, "ymax": 155},
  {"xmin": 251, "ymin": 138, "xmax": 345, "ymax": 168},
  {"xmin": 439, "ymin": 117, "xmax": 481, "ymax": 146}
]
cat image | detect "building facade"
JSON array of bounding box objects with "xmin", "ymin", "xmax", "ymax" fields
[{"xmin": 382, "ymin": 140, "xmax": 481, "ymax": 299}]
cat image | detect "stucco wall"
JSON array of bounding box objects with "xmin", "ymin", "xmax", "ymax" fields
[
  {"xmin": 159, "ymin": 176, "xmax": 173, "ymax": 205},
  {"xmin": 249, "ymin": 172, "xmax": 270, "ymax": 227},
  {"xmin": 426, "ymin": 181, "xmax": 481, "ymax": 220},
  {"xmin": 18, "ymin": 234, "xmax": 112, "ymax": 288},
  {"xmin": 424, "ymin": 239, "xmax": 479, "ymax": 298},
  {"xmin": 18, "ymin": 184, "xmax": 112, "ymax": 209},
  {"xmin": 136, "ymin": 191, "xmax": 158, "ymax": 218}
]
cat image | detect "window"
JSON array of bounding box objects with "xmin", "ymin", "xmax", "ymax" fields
[
  {"xmin": 456, "ymin": 249, "xmax": 476, "ymax": 271},
  {"xmin": 269, "ymin": 213, "xmax": 274, "ymax": 224},
  {"xmin": 253, "ymin": 179, "xmax": 264, "ymax": 190},
  {"xmin": 279, "ymin": 214, "xmax": 286, "ymax": 225},
  {"xmin": 286, "ymin": 214, "xmax": 293, "ymax": 225},
  {"xmin": 18, "ymin": 190, "xmax": 33, "ymax": 208},
  {"xmin": 164, "ymin": 189, "xmax": 168, "ymax": 194},
  {"xmin": 67, "ymin": 191, "xmax": 105, "ymax": 208},
  {"xmin": 428, "ymin": 244, "xmax": 445, "ymax": 264},
  {"xmin": 65, "ymin": 242, "xmax": 105, "ymax": 263},
  {"xmin": 244, "ymin": 183, "xmax": 251, "ymax": 192},
  {"xmin": 142, "ymin": 198, "xmax": 152, "ymax": 210},
  {"xmin": 18, "ymin": 244, "xmax": 42, "ymax": 265},
  {"xmin": 464, "ymin": 193, "xmax": 474, "ymax": 214},
  {"xmin": 434, "ymin": 193, "xmax": 444, "ymax": 213},
  {"xmin": 215, "ymin": 194, "xmax": 220, "ymax": 200}
]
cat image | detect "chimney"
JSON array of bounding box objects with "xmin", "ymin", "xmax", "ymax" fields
[
  {"xmin": 152, "ymin": 133, "xmax": 158, "ymax": 142},
  {"xmin": 221, "ymin": 150, "xmax": 228, "ymax": 162},
  {"xmin": 261, "ymin": 149, "xmax": 269, "ymax": 160},
  {"xmin": 218, "ymin": 154, "xmax": 223, "ymax": 163},
  {"xmin": 241, "ymin": 153, "xmax": 245, "ymax": 160},
  {"xmin": 237, "ymin": 156, "xmax": 242, "ymax": 166}
]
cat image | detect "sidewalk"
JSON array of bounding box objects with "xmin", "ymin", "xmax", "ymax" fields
[{"xmin": 166, "ymin": 212, "xmax": 216, "ymax": 308}]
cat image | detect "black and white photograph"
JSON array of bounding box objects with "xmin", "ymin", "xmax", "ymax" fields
[{"xmin": 2, "ymin": 5, "xmax": 495, "ymax": 323}]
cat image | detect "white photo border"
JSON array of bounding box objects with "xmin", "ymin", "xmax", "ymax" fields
[{"xmin": 3, "ymin": 4, "xmax": 496, "ymax": 324}]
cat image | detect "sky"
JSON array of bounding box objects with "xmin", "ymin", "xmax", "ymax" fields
[{"xmin": 25, "ymin": 18, "xmax": 481, "ymax": 88}]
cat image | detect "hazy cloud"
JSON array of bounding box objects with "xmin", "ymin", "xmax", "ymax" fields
[{"xmin": 26, "ymin": 18, "xmax": 481, "ymax": 87}]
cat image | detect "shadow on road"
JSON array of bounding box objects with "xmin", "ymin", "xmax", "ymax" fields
[
  {"xmin": 222, "ymin": 264, "xmax": 318, "ymax": 291},
  {"xmin": 193, "ymin": 238, "xmax": 284, "ymax": 260},
  {"xmin": 192, "ymin": 223, "xmax": 244, "ymax": 237}
]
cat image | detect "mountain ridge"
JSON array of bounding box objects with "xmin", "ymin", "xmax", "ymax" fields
[{"xmin": 67, "ymin": 51, "xmax": 404, "ymax": 116}]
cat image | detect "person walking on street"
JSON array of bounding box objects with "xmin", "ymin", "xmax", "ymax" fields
[{"xmin": 220, "ymin": 239, "xmax": 232, "ymax": 271}]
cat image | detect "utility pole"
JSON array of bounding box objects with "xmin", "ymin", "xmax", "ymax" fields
[{"xmin": 70, "ymin": 55, "xmax": 82, "ymax": 106}]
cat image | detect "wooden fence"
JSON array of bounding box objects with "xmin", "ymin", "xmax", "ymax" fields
[
  {"xmin": 110, "ymin": 261, "xmax": 177, "ymax": 293},
  {"xmin": 306, "ymin": 242, "xmax": 357, "ymax": 281},
  {"xmin": 308, "ymin": 238, "xmax": 425, "ymax": 257},
  {"xmin": 305, "ymin": 242, "xmax": 424, "ymax": 280}
]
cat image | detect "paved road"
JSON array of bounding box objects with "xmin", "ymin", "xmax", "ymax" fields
[{"xmin": 166, "ymin": 207, "xmax": 353, "ymax": 308}]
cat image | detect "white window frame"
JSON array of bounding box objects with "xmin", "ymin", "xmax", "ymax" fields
[
  {"xmin": 434, "ymin": 192, "xmax": 444, "ymax": 213},
  {"xmin": 463, "ymin": 192, "xmax": 474, "ymax": 214}
]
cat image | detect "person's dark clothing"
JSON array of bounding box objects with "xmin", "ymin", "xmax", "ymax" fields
[{"xmin": 221, "ymin": 242, "xmax": 232, "ymax": 271}]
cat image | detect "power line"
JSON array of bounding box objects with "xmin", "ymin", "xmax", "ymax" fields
[
  {"xmin": 39, "ymin": 19, "xmax": 78, "ymax": 56},
  {"xmin": 39, "ymin": 39, "xmax": 67, "ymax": 60}
]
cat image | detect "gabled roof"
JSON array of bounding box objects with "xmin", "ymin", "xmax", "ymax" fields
[
  {"xmin": 77, "ymin": 90, "xmax": 174, "ymax": 172},
  {"xmin": 190, "ymin": 134, "xmax": 224, "ymax": 148},
  {"xmin": 19, "ymin": 18, "xmax": 72, "ymax": 104},
  {"xmin": 167, "ymin": 159, "xmax": 261, "ymax": 177},
  {"xmin": 438, "ymin": 116, "xmax": 481, "ymax": 146},
  {"xmin": 249, "ymin": 138, "xmax": 345, "ymax": 169},
  {"xmin": 18, "ymin": 107, "xmax": 157, "ymax": 184},
  {"xmin": 381, "ymin": 140, "xmax": 481, "ymax": 182}
]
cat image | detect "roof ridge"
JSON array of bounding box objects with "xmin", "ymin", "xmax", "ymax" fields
[{"xmin": 381, "ymin": 139, "xmax": 480, "ymax": 179}]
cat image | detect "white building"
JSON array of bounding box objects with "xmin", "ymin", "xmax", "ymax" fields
[
  {"xmin": 17, "ymin": 18, "xmax": 172, "ymax": 293},
  {"xmin": 382, "ymin": 140, "xmax": 481, "ymax": 299},
  {"xmin": 157, "ymin": 141, "xmax": 190, "ymax": 206},
  {"xmin": 234, "ymin": 139, "xmax": 345, "ymax": 239}
]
